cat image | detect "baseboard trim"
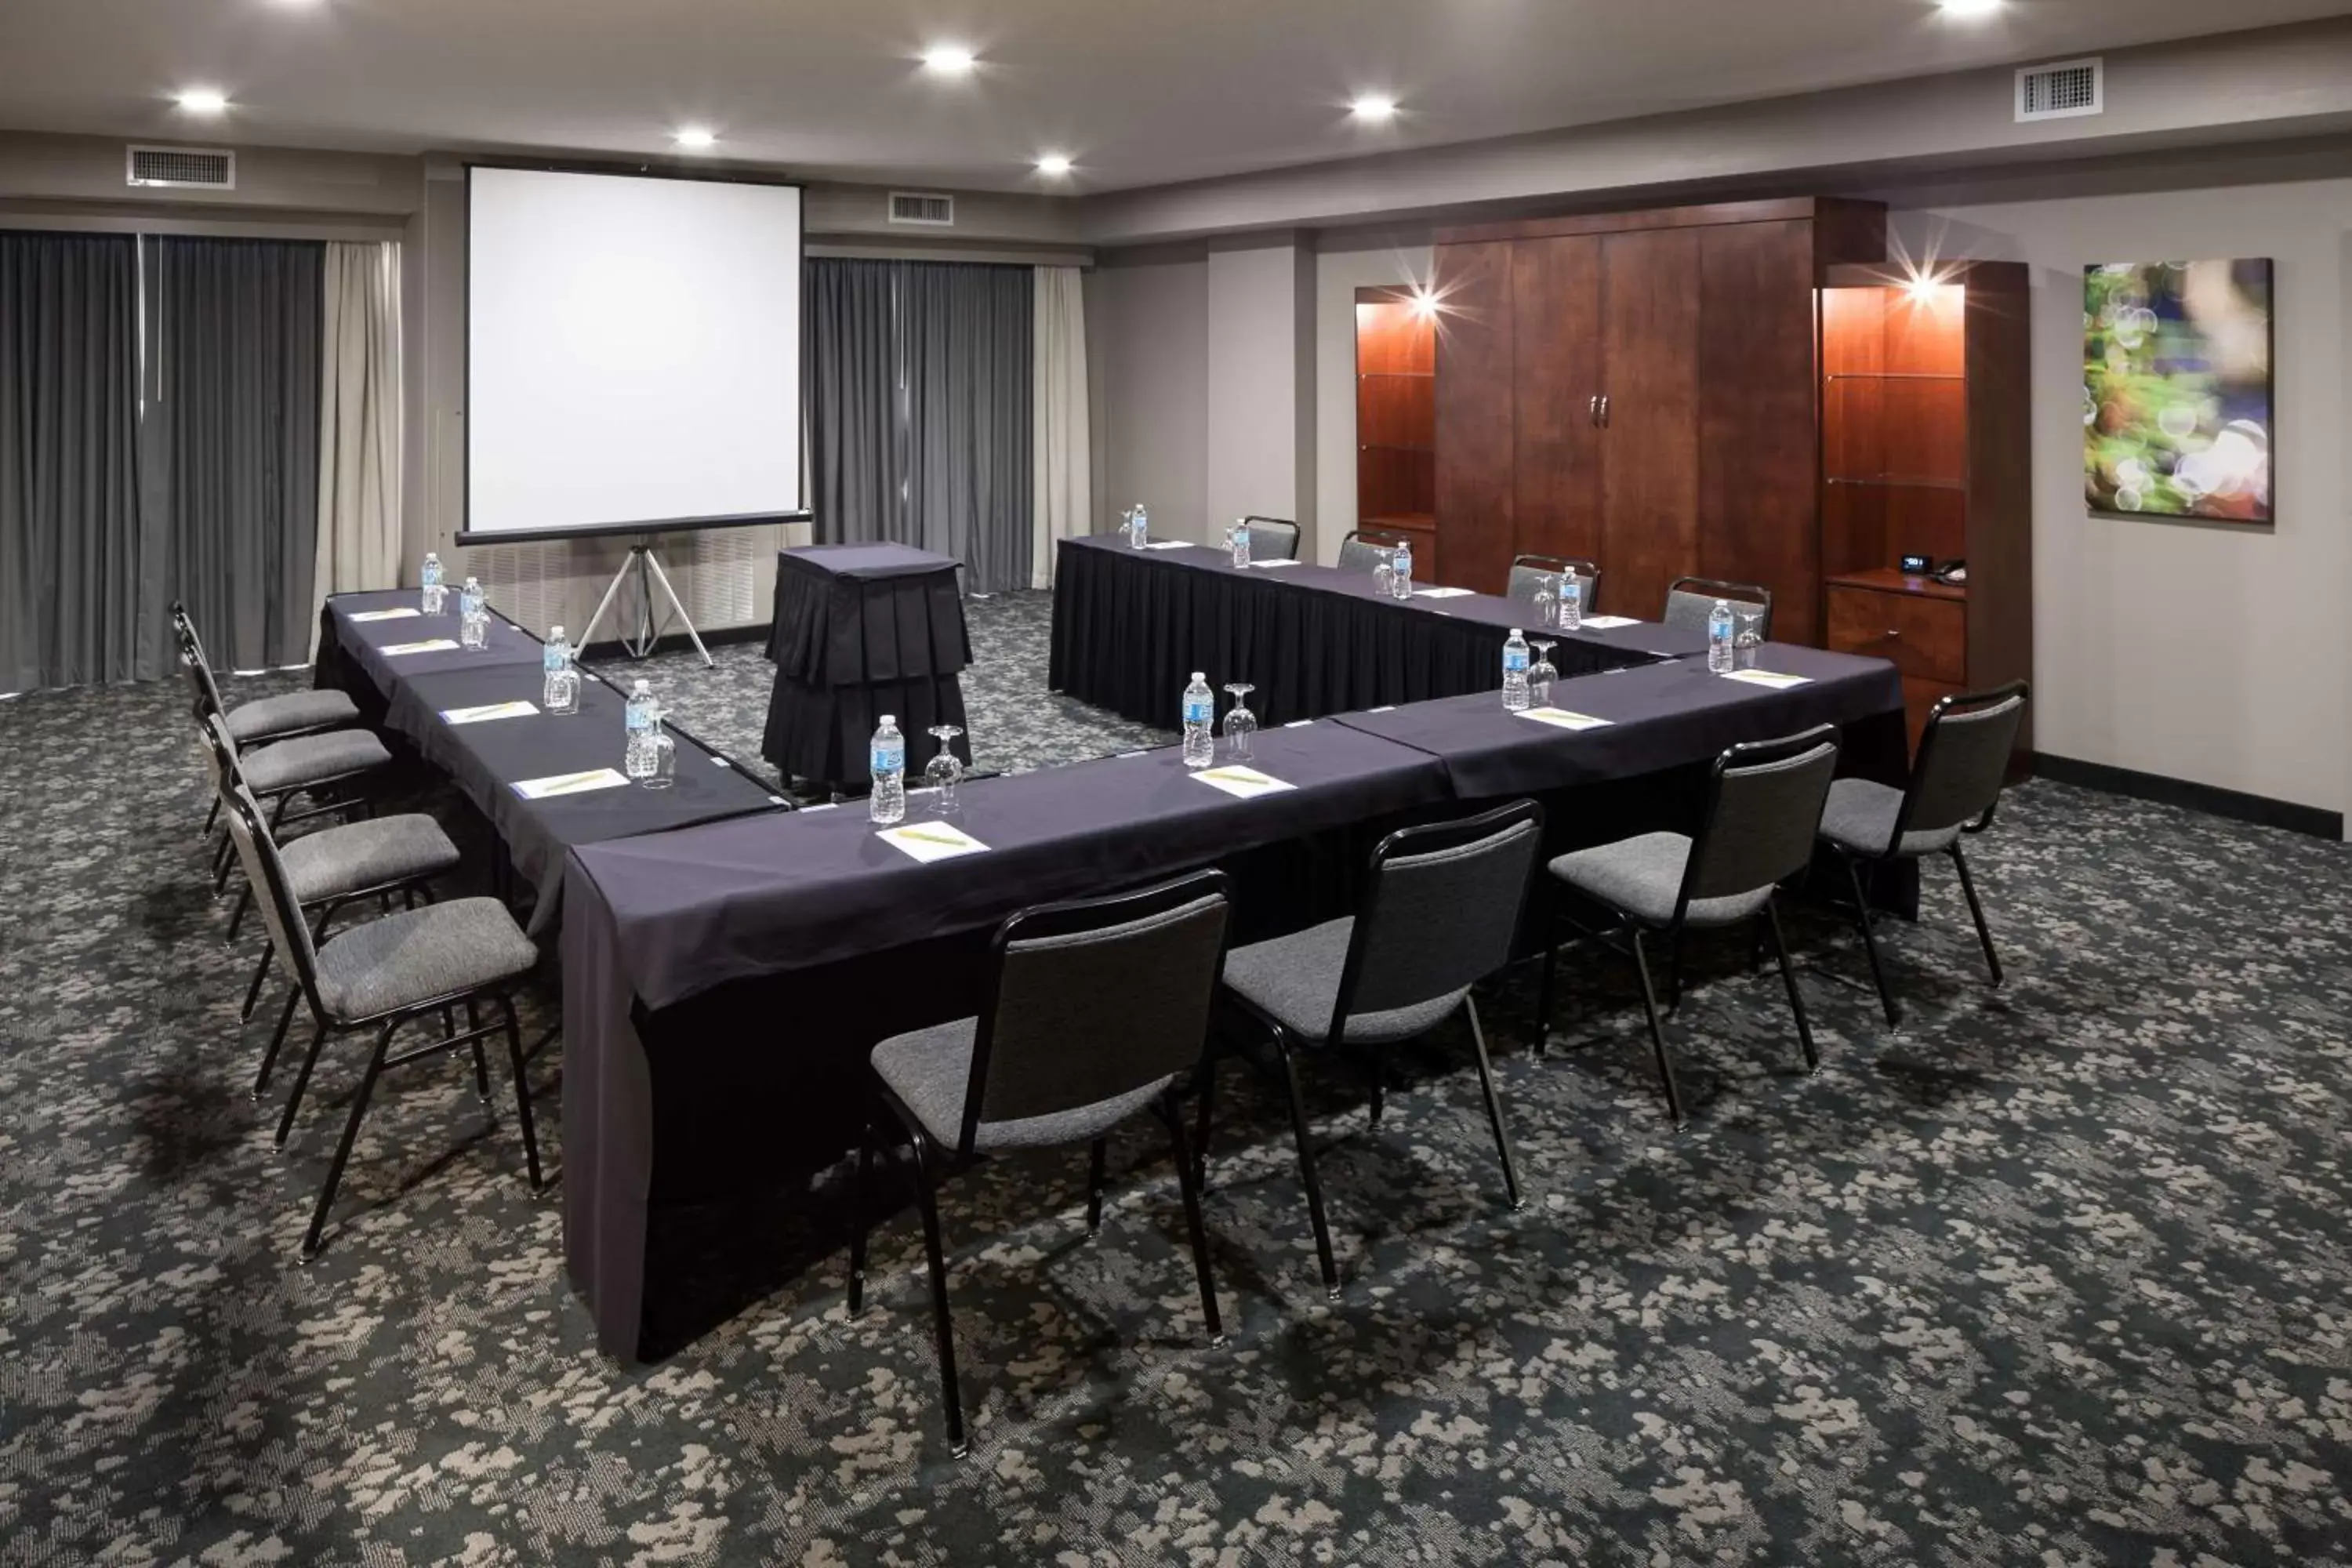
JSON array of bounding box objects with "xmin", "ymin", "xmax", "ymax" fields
[
  {"xmin": 2033, "ymin": 753, "xmax": 2342, "ymax": 840},
  {"xmin": 578, "ymin": 622, "xmax": 770, "ymax": 662}
]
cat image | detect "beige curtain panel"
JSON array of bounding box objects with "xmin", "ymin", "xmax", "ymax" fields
[
  {"xmin": 312, "ymin": 241, "xmax": 403, "ymax": 646},
  {"xmin": 1031, "ymin": 265, "xmax": 1092, "ymax": 590}
]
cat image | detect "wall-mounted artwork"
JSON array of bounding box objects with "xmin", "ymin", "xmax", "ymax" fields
[{"xmin": 2084, "ymin": 260, "xmax": 2273, "ymax": 523}]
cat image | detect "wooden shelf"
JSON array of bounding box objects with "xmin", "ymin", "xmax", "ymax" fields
[
  {"xmin": 1824, "ymin": 372, "xmax": 1965, "ymax": 382},
  {"xmin": 1826, "ymin": 475, "xmax": 1967, "ymax": 492},
  {"xmin": 1358, "ymin": 370, "xmax": 1435, "ymax": 379},
  {"xmin": 1826, "ymin": 566, "xmax": 1965, "ymax": 602}
]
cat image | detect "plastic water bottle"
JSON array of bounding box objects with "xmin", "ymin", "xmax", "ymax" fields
[
  {"xmin": 542, "ymin": 625, "xmax": 579, "ymax": 716},
  {"xmin": 1708, "ymin": 599, "xmax": 1737, "ymax": 674},
  {"xmin": 458, "ymin": 575, "xmax": 488, "ymax": 649},
  {"xmin": 1391, "ymin": 538, "xmax": 1414, "ymax": 597},
  {"xmin": 1126, "ymin": 503, "xmax": 1150, "ymax": 550},
  {"xmin": 1502, "ymin": 628, "xmax": 1531, "ymax": 712},
  {"xmin": 1231, "ymin": 517, "xmax": 1251, "ymax": 569},
  {"xmin": 1559, "ymin": 573, "xmax": 1583, "ymax": 631},
  {"xmin": 1181, "ymin": 672, "xmax": 1215, "ymax": 769},
  {"xmin": 623, "ymin": 680, "xmax": 658, "ymax": 779},
  {"xmin": 641, "ymin": 699, "xmax": 676, "ymax": 789},
  {"xmin": 420, "ymin": 551, "xmax": 445, "ymax": 616},
  {"xmin": 869, "ymin": 714, "xmax": 906, "ymax": 823}
]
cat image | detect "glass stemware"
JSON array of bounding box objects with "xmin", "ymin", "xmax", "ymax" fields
[
  {"xmin": 1372, "ymin": 550, "xmax": 1394, "ymax": 597},
  {"xmin": 924, "ymin": 724, "xmax": 964, "ymax": 814},
  {"xmin": 1221, "ymin": 683, "xmax": 1258, "ymax": 762},
  {"xmin": 1528, "ymin": 641, "xmax": 1559, "ymax": 708},
  {"xmin": 1734, "ymin": 609, "xmax": 1764, "ymax": 670},
  {"xmin": 1531, "ymin": 575, "xmax": 1558, "ymax": 630}
]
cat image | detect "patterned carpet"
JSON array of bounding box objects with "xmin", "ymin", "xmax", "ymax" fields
[{"xmin": 2, "ymin": 590, "xmax": 2348, "ymax": 1566}]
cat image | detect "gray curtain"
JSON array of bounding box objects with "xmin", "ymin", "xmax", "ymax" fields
[
  {"xmin": 0, "ymin": 232, "xmax": 147, "ymax": 692},
  {"xmin": 143, "ymin": 236, "xmax": 324, "ymax": 671},
  {"xmin": 806, "ymin": 258, "xmax": 1033, "ymax": 593}
]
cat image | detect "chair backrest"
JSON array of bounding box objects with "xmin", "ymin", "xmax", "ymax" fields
[
  {"xmin": 174, "ymin": 604, "xmax": 228, "ymax": 724},
  {"xmin": 958, "ymin": 870, "xmax": 1231, "ymax": 1155},
  {"xmin": 1508, "ymin": 555, "xmax": 1601, "ymax": 615},
  {"xmin": 1332, "ymin": 800, "xmax": 1544, "ymax": 1033},
  {"xmin": 1897, "ymin": 683, "xmax": 2029, "ymax": 841},
  {"xmin": 209, "ymin": 715, "xmax": 325, "ymax": 1016},
  {"xmin": 1242, "ymin": 516, "xmax": 1301, "ymax": 562},
  {"xmin": 1677, "ymin": 727, "xmax": 1838, "ymax": 913},
  {"xmin": 1664, "ymin": 576, "xmax": 1772, "ymax": 639},
  {"xmin": 1338, "ymin": 529, "xmax": 1407, "ymax": 574}
]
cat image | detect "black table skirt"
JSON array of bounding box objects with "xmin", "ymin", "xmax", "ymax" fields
[
  {"xmin": 760, "ymin": 674, "xmax": 972, "ymax": 791},
  {"xmin": 765, "ymin": 546, "xmax": 970, "ymax": 686},
  {"xmin": 1048, "ymin": 535, "xmax": 1686, "ymax": 728}
]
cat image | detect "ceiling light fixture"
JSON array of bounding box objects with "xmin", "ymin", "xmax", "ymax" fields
[
  {"xmin": 175, "ymin": 87, "xmax": 230, "ymax": 114},
  {"xmin": 1350, "ymin": 94, "xmax": 1399, "ymax": 122},
  {"xmin": 1938, "ymin": 0, "xmax": 2002, "ymax": 16},
  {"xmin": 923, "ymin": 44, "xmax": 977, "ymax": 74},
  {"xmin": 673, "ymin": 126, "xmax": 717, "ymax": 151},
  {"xmin": 1035, "ymin": 153, "xmax": 1073, "ymax": 177}
]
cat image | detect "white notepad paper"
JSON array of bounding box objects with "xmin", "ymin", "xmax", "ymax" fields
[
  {"xmin": 1516, "ymin": 707, "xmax": 1613, "ymax": 732},
  {"xmin": 1721, "ymin": 668, "xmax": 1813, "ymax": 690},
  {"xmin": 441, "ymin": 700, "xmax": 538, "ymax": 725},
  {"xmin": 878, "ymin": 822, "xmax": 990, "ymax": 862},
  {"xmin": 349, "ymin": 607, "xmax": 423, "ymax": 622},
  {"xmin": 1138, "ymin": 540, "xmax": 1194, "ymax": 550},
  {"xmin": 1250, "ymin": 559, "xmax": 1304, "ymax": 570},
  {"xmin": 379, "ymin": 638, "xmax": 462, "ymax": 656},
  {"xmin": 513, "ymin": 768, "xmax": 630, "ymax": 800},
  {"xmin": 1411, "ymin": 587, "xmax": 1475, "ymax": 599},
  {"xmin": 1575, "ymin": 615, "xmax": 1642, "ymax": 630},
  {"xmin": 1192, "ymin": 764, "xmax": 1296, "ymax": 800}
]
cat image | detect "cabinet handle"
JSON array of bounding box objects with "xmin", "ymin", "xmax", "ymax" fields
[
  {"xmin": 1598, "ymin": 395, "xmax": 1612, "ymax": 427},
  {"xmin": 1588, "ymin": 395, "xmax": 1601, "ymax": 426}
]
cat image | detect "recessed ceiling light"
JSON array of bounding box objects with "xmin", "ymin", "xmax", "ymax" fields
[
  {"xmin": 1035, "ymin": 153, "xmax": 1073, "ymax": 177},
  {"xmin": 1350, "ymin": 94, "xmax": 1399, "ymax": 122},
  {"xmin": 922, "ymin": 44, "xmax": 977, "ymax": 74},
  {"xmin": 176, "ymin": 87, "xmax": 230, "ymax": 114},
  {"xmin": 673, "ymin": 126, "xmax": 717, "ymax": 151},
  {"xmin": 1939, "ymin": 0, "xmax": 2002, "ymax": 16}
]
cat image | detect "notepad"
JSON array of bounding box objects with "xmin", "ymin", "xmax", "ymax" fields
[
  {"xmin": 512, "ymin": 768, "xmax": 629, "ymax": 800},
  {"xmin": 1411, "ymin": 587, "xmax": 1475, "ymax": 600},
  {"xmin": 348, "ymin": 607, "xmax": 423, "ymax": 622},
  {"xmin": 379, "ymin": 638, "xmax": 462, "ymax": 656},
  {"xmin": 1138, "ymin": 540, "xmax": 1194, "ymax": 551},
  {"xmin": 1721, "ymin": 668, "xmax": 1813, "ymax": 690},
  {"xmin": 1192, "ymin": 764, "xmax": 1295, "ymax": 800},
  {"xmin": 1250, "ymin": 559, "xmax": 1304, "ymax": 570},
  {"xmin": 441, "ymin": 700, "xmax": 538, "ymax": 725},
  {"xmin": 878, "ymin": 822, "xmax": 990, "ymax": 862},
  {"xmin": 1574, "ymin": 615, "xmax": 1641, "ymax": 630},
  {"xmin": 1517, "ymin": 707, "xmax": 1613, "ymax": 732}
]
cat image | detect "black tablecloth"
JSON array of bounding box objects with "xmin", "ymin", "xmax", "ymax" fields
[
  {"xmin": 763, "ymin": 544, "xmax": 973, "ymax": 789},
  {"xmin": 318, "ymin": 591, "xmax": 789, "ymax": 932},
  {"xmin": 1048, "ymin": 532, "xmax": 1704, "ymax": 728}
]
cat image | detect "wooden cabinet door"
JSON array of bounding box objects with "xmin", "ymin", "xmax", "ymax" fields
[
  {"xmin": 1511, "ymin": 236, "xmax": 1605, "ymax": 574},
  {"xmin": 1698, "ymin": 220, "xmax": 1823, "ymax": 646},
  {"xmin": 1432, "ymin": 241, "xmax": 1515, "ymax": 593},
  {"xmin": 1597, "ymin": 228, "xmax": 1702, "ymax": 623}
]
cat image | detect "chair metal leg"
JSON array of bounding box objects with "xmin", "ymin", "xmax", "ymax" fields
[
  {"xmin": 1766, "ymin": 899, "xmax": 1818, "ymax": 1073},
  {"xmin": 240, "ymin": 942, "xmax": 273, "ymax": 1022},
  {"xmin": 225, "ymin": 885, "xmax": 252, "ymax": 945},
  {"xmin": 1084, "ymin": 1139, "xmax": 1107, "ymax": 1236},
  {"xmin": 1274, "ymin": 1033, "xmax": 1341, "ymax": 1299},
  {"xmin": 1160, "ymin": 1090, "xmax": 1225, "ymax": 1346},
  {"xmin": 1950, "ymin": 844, "xmax": 2003, "ymax": 986},
  {"xmin": 1629, "ymin": 931, "xmax": 1686, "ymax": 1129},
  {"xmin": 1843, "ymin": 855, "xmax": 1901, "ymax": 1026},
  {"xmin": 461, "ymin": 998, "xmax": 492, "ymax": 1109},
  {"xmin": 1190, "ymin": 1054, "xmax": 1219, "ymax": 1194},
  {"xmin": 254, "ymin": 986, "xmax": 300, "ymax": 1100},
  {"xmin": 1463, "ymin": 998, "xmax": 1523, "ymax": 1209},
  {"xmin": 1366, "ymin": 1047, "xmax": 1385, "ymax": 1127},
  {"xmin": 302, "ymin": 1022, "xmax": 393, "ymax": 1257},
  {"xmin": 909, "ymin": 1135, "xmax": 965, "ymax": 1457},
  {"xmin": 201, "ymin": 794, "xmax": 220, "ymax": 839},
  {"xmin": 212, "ymin": 835, "xmax": 235, "ymax": 891},
  {"xmin": 499, "ymin": 995, "xmax": 541, "ymax": 1188},
  {"xmin": 1533, "ymin": 940, "xmax": 1556, "ymax": 1058},
  {"xmin": 275, "ymin": 1018, "xmax": 332, "ymax": 1145},
  {"xmin": 846, "ymin": 1115, "xmax": 878, "ymax": 1316}
]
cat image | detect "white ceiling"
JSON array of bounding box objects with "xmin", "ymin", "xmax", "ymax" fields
[{"xmin": 1, "ymin": 0, "xmax": 2347, "ymax": 193}]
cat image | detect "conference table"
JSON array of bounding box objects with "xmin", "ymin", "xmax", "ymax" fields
[
  {"xmin": 315, "ymin": 590, "xmax": 791, "ymax": 934},
  {"xmin": 761, "ymin": 543, "xmax": 972, "ymax": 791},
  {"xmin": 1050, "ymin": 532, "xmax": 1702, "ymax": 727},
  {"xmin": 560, "ymin": 637, "xmax": 1907, "ymax": 1357}
]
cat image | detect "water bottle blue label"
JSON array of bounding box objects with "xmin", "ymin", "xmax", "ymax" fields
[
  {"xmin": 1184, "ymin": 699, "xmax": 1212, "ymax": 724},
  {"xmin": 1504, "ymin": 649, "xmax": 1528, "ymax": 673},
  {"xmin": 872, "ymin": 742, "xmax": 903, "ymax": 774}
]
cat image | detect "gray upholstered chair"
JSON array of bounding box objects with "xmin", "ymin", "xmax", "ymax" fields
[
  {"xmin": 849, "ymin": 870, "xmax": 1232, "ymax": 1458},
  {"xmin": 191, "ymin": 675, "xmax": 390, "ymax": 894},
  {"xmin": 1662, "ymin": 576, "xmax": 1773, "ymax": 640},
  {"xmin": 1241, "ymin": 516, "xmax": 1301, "ymax": 562},
  {"xmin": 202, "ymin": 715, "xmax": 460, "ymax": 1086},
  {"xmin": 174, "ymin": 602, "xmax": 361, "ymax": 747},
  {"xmin": 1509, "ymin": 555, "xmax": 1601, "ymax": 618},
  {"xmin": 1338, "ymin": 528, "xmax": 1408, "ymax": 574},
  {"xmin": 1817, "ymin": 683, "xmax": 2029, "ymax": 1025},
  {"xmin": 219, "ymin": 785, "xmax": 544, "ymax": 1257},
  {"xmin": 1206, "ymin": 800, "xmax": 1541, "ymax": 1298},
  {"xmin": 1537, "ymin": 727, "xmax": 1837, "ymax": 1127}
]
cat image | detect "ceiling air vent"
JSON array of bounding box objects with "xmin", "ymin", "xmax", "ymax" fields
[
  {"xmin": 2016, "ymin": 58, "xmax": 2103, "ymax": 122},
  {"xmin": 888, "ymin": 191, "xmax": 955, "ymax": 227},
  {"xmin": 127, "ymin": 144, "xmax": 237, "ymax": 190}
]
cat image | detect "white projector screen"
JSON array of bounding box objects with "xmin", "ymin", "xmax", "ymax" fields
[{"xmin": 463, "ymin": 166, "xmax": 805, "ymax": 543}]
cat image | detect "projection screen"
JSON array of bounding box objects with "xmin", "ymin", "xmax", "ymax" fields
[{"xmin": 462, "ymin": 166, "xmax": 806, "ymax": 544}]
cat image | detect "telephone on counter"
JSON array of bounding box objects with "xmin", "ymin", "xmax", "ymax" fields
[
  {"xmin": 1934, "ymin": 561, "xmax": 1968, "ymax": 586},
  {"xmin": 1898, "ymin": 554, "xmax": 1968, "ymax": 586}
]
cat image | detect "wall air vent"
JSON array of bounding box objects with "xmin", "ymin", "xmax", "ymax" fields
[
  {"xmin": 2016, "ymin": 58, "xmax": 2103, "ymax": 122},
  {"xmin": 888, "ymin": 191, "xmax": 955, "ymax": 227},
  {"xmin": 127, "ymin": 145, "xmax": 237, "ymax": 190}
]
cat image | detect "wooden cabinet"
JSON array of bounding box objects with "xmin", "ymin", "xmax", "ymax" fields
[
  {"xmin": 1353, "ymin": 287, "xmax": 1441, "ymax": 574},
  {"xmin": 1428, "ymin": 247, "xmax": 1515, "ymax": 592}
]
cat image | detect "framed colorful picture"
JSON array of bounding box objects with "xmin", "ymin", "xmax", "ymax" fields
[{"xmin": 2084, "ymin": 259, "xmax": 2273, "ymax": 523}]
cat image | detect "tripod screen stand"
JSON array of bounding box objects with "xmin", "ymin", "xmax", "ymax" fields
[{"xmin": 577, "ymin": 539, "xmax": 713, "ymax": 667}]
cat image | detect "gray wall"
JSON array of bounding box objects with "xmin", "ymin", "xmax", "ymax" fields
[{"xmin": 1092, "ymin": 256, "xmax": 1210, "ymax": 542}]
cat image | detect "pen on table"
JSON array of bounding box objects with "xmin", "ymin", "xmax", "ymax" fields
[{"xmin": 890, "ymin": 826, "xmax": 970, "ymax": 847}]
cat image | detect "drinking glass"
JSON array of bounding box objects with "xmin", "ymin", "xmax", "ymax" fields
[
  {"xmin": 924, "ymin": 725, "xmax": 964, "ymax": 814},
  {"xmin": 1372, "ymin": 551, "xmax": 1394, "ymax": 597},
  {"xmin": 1221, "ymin": 682, "xmax": 1258, "ymax": 762},
  {"xmin": 1528, "ymin": 641, "xmax": 1559, "ymax": 708},
  {"xmin": 1734, "ymin": 609, "xmax": 1764, "ymax": 670}
]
